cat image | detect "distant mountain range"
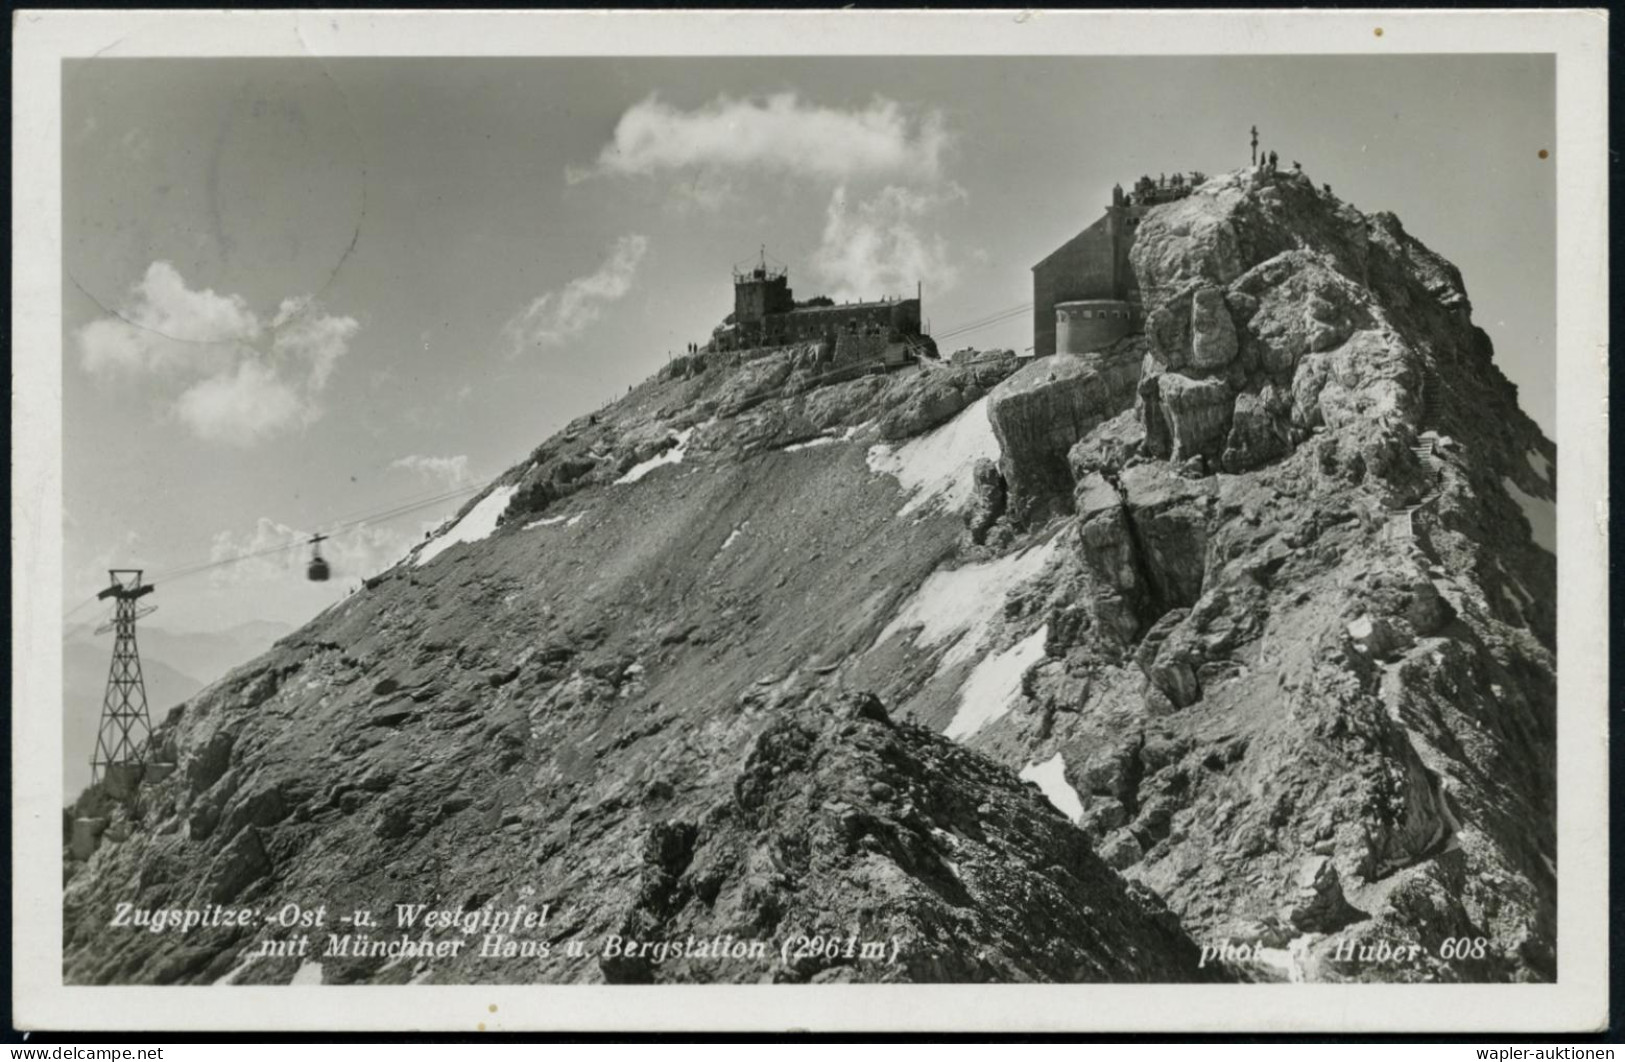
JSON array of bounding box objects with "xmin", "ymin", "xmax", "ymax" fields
[{"xmin": 63, "ymin": 619, "xmax": 292, "ymax": 795}]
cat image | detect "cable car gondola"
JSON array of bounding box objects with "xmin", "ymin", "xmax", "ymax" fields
[{"xmin": 307, "ymin": 534, "xmax": 331, "ymax": 582}]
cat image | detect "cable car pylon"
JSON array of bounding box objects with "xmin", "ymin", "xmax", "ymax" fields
[{"xmin": 90, "ymin": 570, "xmax": 169, "ymax": 797}]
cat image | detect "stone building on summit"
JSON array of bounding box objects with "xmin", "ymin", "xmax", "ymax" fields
[
  {"xmin": 710, "ymin": 256, "xmax": 925, "ymax": 369},
  {"xmin": 1032, "ymin": 172, "xmax": 1204, "ymax": 359}
]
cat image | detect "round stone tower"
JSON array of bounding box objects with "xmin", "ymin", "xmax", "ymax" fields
[{"xmin": 1056, "ymin": 299, "xmax": 1135, "ymax": 355}]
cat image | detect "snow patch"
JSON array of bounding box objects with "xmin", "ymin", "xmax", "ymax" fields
[
  {"xmin": 1493, "ymin": 560, "xmax": 1535, "ymax": 604},
  {"xmin": 1254, "ymin": 947, "xmax": 1293, "ymax": 980},
  {"xmin": 212, "ymin": 952, "xmax": 260, "ymax": 986},
  {"xmin": 1502, "ymin": 477, "xmax": 1556, "ymax": 554},
  {"xmin": 616, "ymin": 428, "xmax": 696, "ymax": 484},
  {"xmin": 290, "ymin": 961, "xmax": 324, "ymax": 986},
  {"xmin": 877, "ymin": 538, "xmax": 1061, "ymax": 669},
  {"xmin": 1255, "ymin": 935, "xmax": 1318, "ymax": 983},
  {"xmin": 946, "ymin": 626, "xmax": 1047, "ymax": 741},
  {"xmin": 783, "ymin": 435, "xmax": 840, "ymax": 452},
  {"xmin": 524, "ymin": 512, "xmax": 585, "ymax": 531},
  {"xmin": 415, "ymin": 484, "xmax": 519, "ymax": 567},
  {"xmin": 783, "ymin": 425, "xmax": 871, "ymax": 454},
  {"xmin": 784, "ymin": 422, "xmax": 867, "ymax": 453},
  {"xmin": 866, "ymin": 396, "xmax": 1000, "ymax": 515},
  {"xmin": 1019, "ymin": 752, "xmax": 1084, "ymax": 822},
  {"xmin": 1526, "ymin": 448, "xmax": 1553, "ymax": 486}
]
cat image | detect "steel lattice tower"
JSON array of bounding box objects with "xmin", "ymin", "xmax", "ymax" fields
[{"xmin": 91, "ymin": 570, "xmax": 156, "ymax": 786}]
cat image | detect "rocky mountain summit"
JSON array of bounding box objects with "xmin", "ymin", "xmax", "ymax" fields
[{"xmin": 65, "ymin": 165, "xmax": 1556, "ymax": 986}]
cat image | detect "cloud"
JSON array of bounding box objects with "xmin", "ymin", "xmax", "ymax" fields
[
  {"xmin": 663, "ymin": 170, "xmax": 742, "ymax": 216},
  {"xmin": 390, "ymin": 454, "xmax": 474, "ymax": 488},
  {"xmin": 271, "ymin": 296, "xmax": 355, "ymax": 390},
  {"xmin": 571, "ymin": 94, "xmax": 964, "ymax": 288},
  {"xmin": 75, "ymin": 262, "xmax": 359, "ymax": 446},
  {"xmin": 503, "ymin": 235, "xmax": 648, "ymax": 355},
  {"xmin": 174, "ymin": 360, "xmax": 311, "ymax": 446},
  {"xmin": 77, "ymin": 262, "xmax": 259, "ymax": 376},
  {"xmin": 574, "ymin": 94, "xmax": 948, "ymax": 188},
  {"xmin": 810, "ymin": 184, "xmax": 965, "ymax": 302}
]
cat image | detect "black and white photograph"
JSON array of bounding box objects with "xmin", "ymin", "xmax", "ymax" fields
[{"xmin": 12, "ymin": 9, "xmax": 1609, "ymax": 1035}]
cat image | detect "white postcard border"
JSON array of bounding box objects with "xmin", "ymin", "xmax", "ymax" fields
[{"xmin": 12, "ymin": 7, "xmax": 1609, "ymax": 1033}]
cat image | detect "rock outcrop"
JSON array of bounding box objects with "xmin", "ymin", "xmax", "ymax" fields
[
  {"xmin": 987, "ymin": 345, "xmax": 1142, "ymax": 522},
  {"xmin": 876, "ymin": 362, "xmax": 1015, "ymax": 442},
  {"xmin": 603, "ymin": 691, "xmax": 1216, "ymax": 983}
]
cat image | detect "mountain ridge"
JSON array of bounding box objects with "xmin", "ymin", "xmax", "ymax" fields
[{"xmin": 64, "ymin": 165, "xmax": 1556, "ymax": 985}]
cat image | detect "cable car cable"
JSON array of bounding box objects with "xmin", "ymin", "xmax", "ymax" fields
[
  {"xmin": 934, "ymin": 299, "xmax": 1032, "ymax": 335},
  {"xmin": 936, "ymin": 301, "xmax": 1032, "ymax": 336},
  {"xmin": 147, "ymin": 482, "xmax": 485, "ymax": 586},
  {"xmin": 94, "ymin": 480, "xmax": 488, "ymax": 598},
  {"xmin": 932, "ymin": 302, "xmax": 1034, "ymax": 342}
]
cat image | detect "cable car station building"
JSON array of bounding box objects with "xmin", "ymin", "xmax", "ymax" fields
[{"xmin": 1031, "ymin": 172, "xmax": 1202, "ymax": 359}]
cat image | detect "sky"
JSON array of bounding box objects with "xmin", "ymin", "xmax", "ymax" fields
[{"xmin": 61, "ymin": 54, "xmax": 1555, "ymax": 632}]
